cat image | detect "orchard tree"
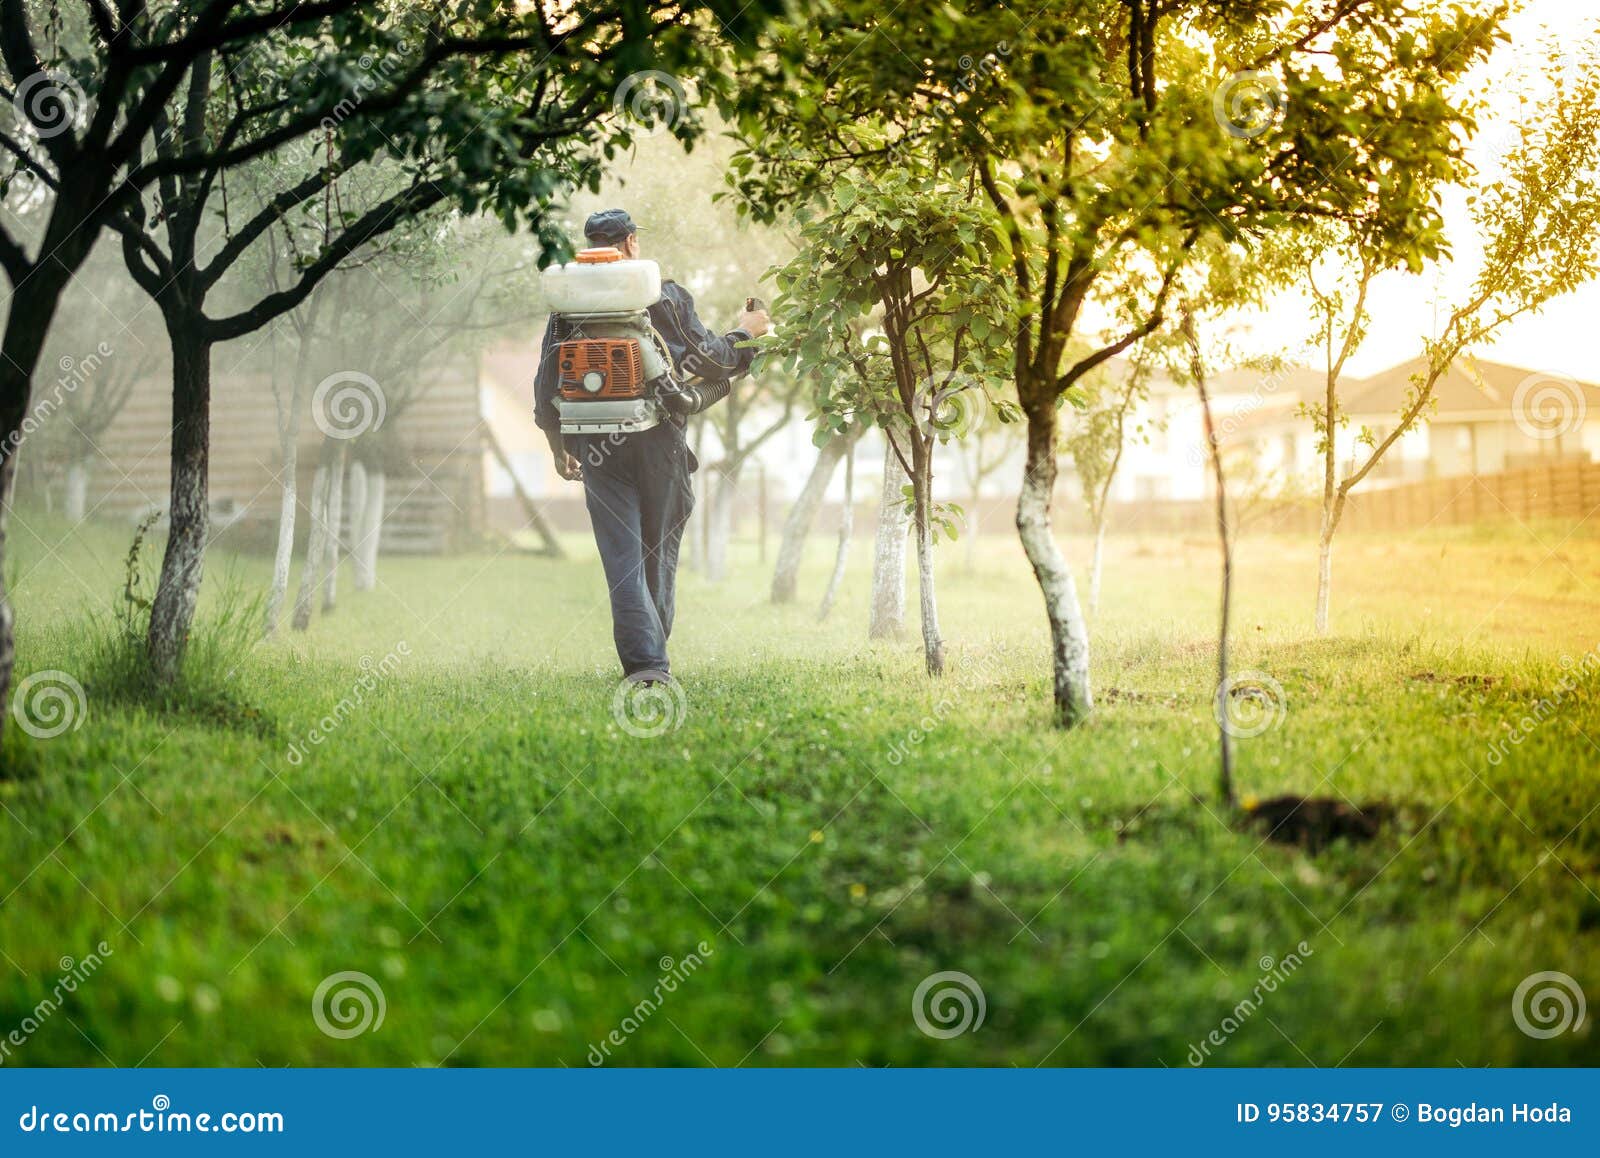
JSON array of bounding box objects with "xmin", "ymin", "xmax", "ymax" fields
[
  {"xmin": 730, "ymin": 0, "xmax": 1506, "ymax": 725},
  {"xmin": 1299, "ymin": 59, "xmax": 1600, "ymax": 633},
  {"xmin": 1063, "ymin": 350, "xmax": 1154, "ymax": 618},
  {"xmin": 764, "ymin": 165, "xmax": 1013, "ymax": 675}
]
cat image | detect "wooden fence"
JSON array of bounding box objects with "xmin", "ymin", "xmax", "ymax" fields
[{"xmin": 1088, "ymin": 459, "xmax": 1600, "ymax": 538}]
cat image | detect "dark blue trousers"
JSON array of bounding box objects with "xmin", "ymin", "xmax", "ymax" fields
[{"xmin": 573, "ymin": 422, "xmax": 695, "ymax": 676}]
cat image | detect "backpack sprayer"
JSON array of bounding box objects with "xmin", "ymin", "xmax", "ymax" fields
[
  {"xmin": 541, "ymin": 247, "xmax": 674, "ymax": 435},
  {"xmin": 541, "ymin": 248, "xmax": 759, "ymax": 435}
]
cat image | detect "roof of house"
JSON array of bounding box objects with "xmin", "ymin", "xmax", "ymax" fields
[{"xmin": 1340, "ymin": 355, "xmax": 1599, "ymax": 419}]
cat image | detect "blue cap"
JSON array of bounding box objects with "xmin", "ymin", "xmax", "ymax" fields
[{"xmin": 583, "ymin": 209, "xmax": 638, "ymax": 246}]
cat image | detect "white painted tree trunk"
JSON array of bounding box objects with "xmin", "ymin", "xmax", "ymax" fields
[
  {"xmin": 818, "ymin": 444, "xmax": 855, "ymax": 622},
  {"xmin": 320, "ymin": 449, "xmax": 345, "ymax": 613},
  {"xmin": 263, "ymin": 445, "xmax": 298, "ymax": 638},
  {"xmin": 346, "ymin": 459, "xmax": 367, "ymax": 587},
  {"xmin": 1088, "ymin": 515, "xmax": 1107, "ymax": 618},
  {"xmin": 63, "ymin": 460, "xmax": 89, "ymax": 522},
  {"xmin": 912, "ymin": 470, "xmax": 945, "ymax": 676},
  {"xmin": 1017, "ymin": 412, "xmax": 1091, "ymax": 726},
  {"xmin": 869, "ymin": 439, "xmax": 909, "ymax": 639},
  {"xmin": 705, "ymin": 467, "xmax": 738, "ymax": 584},
  {"xmin": 292, "ymin": 464, "xmax": 329, "ymax": 632},
  {"xmin": 353, "ymin": 469, "xmax": 385, "ymax": 592},
  {"xmin": 772, "ymin": 435, "xmax": 847, "ymax": 604},
  {"xmin": 1315, "ymin": 532, "xmax": 1333, "ymax": 635}
]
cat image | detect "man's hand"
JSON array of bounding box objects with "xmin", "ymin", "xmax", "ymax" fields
[
  {"xmin": 738, "ymin": 306, "xmax": 771, "ymax": 338},
  {"xmin": 546, "ymin": 430, "xmax": 582, "ymax": 481}
]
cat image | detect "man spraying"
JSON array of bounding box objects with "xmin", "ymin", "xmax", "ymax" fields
[{"xmin": 534, "ymin": 209, "xmax": 770, "ymax": 683}]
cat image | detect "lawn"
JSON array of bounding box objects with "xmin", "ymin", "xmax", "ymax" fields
[{"xmin": 1, "ymin": 508, "xmax": 1598, "ymax": 1066}]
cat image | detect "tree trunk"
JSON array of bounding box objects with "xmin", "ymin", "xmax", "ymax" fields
[
  {"xmin": 772, "ymin": 435, "xmax": 847, "ymax": 604},
  {"xmin": 1314, "ymin": 529, "xmax": 1332, "ymax": 635},
  {"xmin": 345, "ymin": 459, "xmax": 368, "ymax": 587},
  {"xmin": 965, "ymin": 484, "xmax": 981, "ymax": 573},
  {"xmin": 818, "ymin": 442, "xmax": 855, "ymax": 622},
  {"xmin": 147, "ymin": 326, "xmax": 214, "ymax": 683},
  {"xmin": 911, "ymin": 461, "xmax": 945, "ymax": 676},
  {"xmin": 1016, "ymin": 403, "xmax": 1092, "ymax": 727},
  {"xmin": 292, "ymin": 463, "xmax": 331, "ymax": 631},
  {"xmin": 869, "ymin": 438, "xmax": 910, "ymax": 639},
  {"xmin": 320, "ymin": 445, "xmax": 347, "ymax": 612},
  {"xmin": 705, "ymin": 464, "xmax": 739, "ymax": 584},
  {"xmin": 1191, "ymin": 337, "xmax": 1236, "ymax": 809},
  {"xmin": 264, "ymin": 438, "xmax": 298, "ymax": 638},
  {"xmin": 64, "ymin": 460, "xmax": 90, "ymax": 522},
  {"xmin": 353, "ymin": 468, "xmax": 384, "ymax": 591},
  {"xmin": 1088, "ymin": 514, "xmax": 1107, "ymax": 618},
  {"xmin": 0, "ymin": 211, "xmax": 97, "ymax": 734}
]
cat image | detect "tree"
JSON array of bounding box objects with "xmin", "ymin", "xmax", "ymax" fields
[
  {"xmin": 764, "ymin": 165, "xmax": 1013, "ymax": 674},
  {"xmin": 1063, "ymin": 351, "xmax": 1153, "ymax": 616},
  {"xmin": 1299, "ymin": 56, "xmax": 1600, "ymax": 632},
  {"xmin": 952, "ymin": 414, "xmax": 1019, "ymax": 574},
  {"xmin": 730, "ymin": 0, "xmax": 1506, "ymax": 724},
  {"xmin": 770, "ymin": 427, "xmax": 854, "ymax": 604}
]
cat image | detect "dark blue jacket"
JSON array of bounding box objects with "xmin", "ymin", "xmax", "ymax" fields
[{"xmin": 533, "ymin": 280, "xmax": 755, "ymax": 435}]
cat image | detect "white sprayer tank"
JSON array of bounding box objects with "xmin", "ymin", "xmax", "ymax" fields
[{"xmin": 541, "ymin": 248, "xmax": 662, "ymax": 314}]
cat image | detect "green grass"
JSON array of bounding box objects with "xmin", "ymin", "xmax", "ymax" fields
[{"xmin": 1, "ymin": 507, "xmax": 1598, "ymax": 1066}]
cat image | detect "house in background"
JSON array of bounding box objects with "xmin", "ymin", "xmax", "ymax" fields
[
  {"xmin": 1216, "ymin": 356, "xmax": 1600, "ymax": 491},
  {"xmin": 40, "ymin": 358, "xmax": 490, "ymax": 554},
  {"xmin": 1091, "ymin": 356, "xmax": 1600, "ymax": 503}
]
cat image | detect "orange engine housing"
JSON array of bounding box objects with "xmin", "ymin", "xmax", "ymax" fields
[{"xmin": 557, "ymin": 339, "xmax": 647, "ymax": 400}]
